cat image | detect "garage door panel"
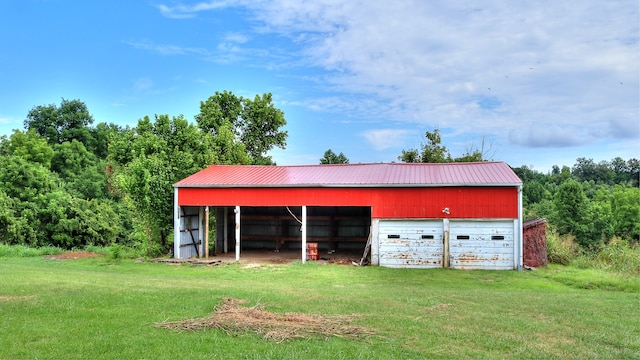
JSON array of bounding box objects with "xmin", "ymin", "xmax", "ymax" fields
[
  {"xmin": 379, "ymin": 256, "xmax": 443, "ymax": 268},
  {"xmin": 378, "ymin": 220, "xmax": 443, "ymax": 268},
  {"xmin": 450, "ymin": 220, "xmax": 515, "ymax": 270},
  {"xmin": 448, "ymin": 245, "xmax": 513, "ymax": 254},
  {"xmin": 380, "ymin": 239, "xmax": 442, "ymax": 249},
  {"xmin": 449, "ymin": 259, "xmax": 513, "ymax": 270}
]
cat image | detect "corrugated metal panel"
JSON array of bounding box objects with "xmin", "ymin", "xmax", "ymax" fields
[
  {"xmin": 449, "ymin": 220, "xmax": 514, "ymax": 270},
  {"xmin": 378, "ymin": 220, "xmax": 443, "ymax": 268},
  {"xmin": 177, "ymin": 187, "xmax": 519, "ymax": 219},
  {"xmin": 175, "ymin": 162, "xmax": 522, "ymax": 188},
  {"xmin": 179, "ymin": 206, "xmax": 201, "ymax": 259}
]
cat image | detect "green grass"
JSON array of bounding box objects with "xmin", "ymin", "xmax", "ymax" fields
[{"xmin": 0, "ymin": 255, "xmax": 638, "ymax": 359}]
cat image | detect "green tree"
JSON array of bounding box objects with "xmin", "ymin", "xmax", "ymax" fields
[
  {"xmin": 399, "ymin": 129, "xmax": 451, "ymax": 163},
  {"xmin": 108, "ymin": 114, "xmax": 221, "ymax": 254},
  {"xmin": 553, "ymin": 179, "xmax": 590, "ymax": 247},
  {"xmin": 51, "ymin": 140, "xmax": 110, "ymax": 200},
  {"xmin": 626, "ymin": 158, "xmax": 639, "ymax": 187},
  {"xmin": 320, "ymin": 149, "xmax": 349, "ymax": 164},
  {"xmin": 523, "ymin": 180, "xmax": 546, "ymax": 205},
  {"xmin": 24, "ymin": 98, "xmax": 94, "ymax": 146},
  {"xmin": 0, "ymin": 129, "xmax": 55, "ymax": 168},
  {"xmin": 196, "ymin": 91, "xmax": 287, "ymax": 165},
  {"xmin": 195, "ymin": 90, "xmax": 243, "ymax": 135},
  {"xmin": 611, "ymin": 186, "xmax": 640, "ymax": 241},
  {"xmin": 89, "ymin": 122, "xmax": 124, "ymax": 160},
  {"xmin": 239, "ymin": 93, "xmax": 287, "ymax": 164}
]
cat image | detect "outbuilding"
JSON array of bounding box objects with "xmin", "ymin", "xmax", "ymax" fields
[{"xmin": 173, "ymin": 162, "xmax": 523, "ymax": 270}]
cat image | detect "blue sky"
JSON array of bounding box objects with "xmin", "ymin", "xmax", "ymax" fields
[{"xmin": 1, "ymin": 1, "xmax": 638, "ymax": 172}]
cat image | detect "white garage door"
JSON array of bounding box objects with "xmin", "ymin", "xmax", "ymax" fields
[
  {"xmin": 378, "ymin": 220, "xmax": 443, "ymax": 268},
  {"xmin": 449, "ymin": 220, "xmax": 515, "ymax": 270}
]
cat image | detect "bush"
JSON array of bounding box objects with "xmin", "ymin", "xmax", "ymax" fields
[
  {"xmin": 548, "ymin": 233, "xmax": 640, "ymax": 275},
  {"xmin": 546, "ymin": 232, "xmax": 580, "ymax": 265},
  {"xmin": 577, "ymin": 238, "xmax": 640, "ymax": 275}
]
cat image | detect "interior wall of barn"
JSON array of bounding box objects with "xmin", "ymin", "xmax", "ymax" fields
[{"xmin": 216, "ymin": 206, "xmax": 371, "ymax": 253}]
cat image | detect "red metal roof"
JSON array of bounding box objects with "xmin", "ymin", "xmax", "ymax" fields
[{"xmin": 175, "ymin": 162, "xmax": 522, "ymax": 188}]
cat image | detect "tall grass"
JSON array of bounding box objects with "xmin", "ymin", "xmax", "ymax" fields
[
  {"xmin": 0, "ymin": 244, "xmax": 64, "ymax": 257},
  {"xmin": 547, "ymin": 232, "xmax": 640, "ymax": 275}
]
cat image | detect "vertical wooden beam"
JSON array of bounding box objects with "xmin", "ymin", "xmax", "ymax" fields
[
  {"xmin": 223, "ymin": 207, "xmax": 228, "ymax": 254},
  {"xmin": 235, "ymin": 206, "xmax": 241, "ymax": 261},
  {"xmin": 198, "ymin": 207, "xmax": 204, "ymax": 259},
  {"xmin": 301, "ymin": 205, "xmax": 307, "ymax": 264},
  {"xmin": 205, "ymin": 206, "xmax": 210, "ymax": 259}
]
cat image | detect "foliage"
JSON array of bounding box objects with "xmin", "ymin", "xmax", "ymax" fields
[
  {"xmin": 196, "ymin": 90, "xmax": 287, "ymax": 165},
  {"xmin": 108, "ymin": 114, "xmax": 219, "ymax": 253},
  {"xmin": 546, "ymin": 231, "xmax": 580, "ymax": 266},
  {"xmin": 0, "ymin": 244, "xmax": 65, "ymax": 257},
  {"xmin": 320, "ymin": 149, "xmax": 349, "ymax": 164},
  {"xmin": 398, "ymin": 128, "xmax": 493, "ymax": 163},
  {"xmin": 0, "ymin": 129, "xmax": 55, "ymax": 167},
  {"xmin": 610, "ymin": 186, "xmax": 640, "ymax": 240},
  {"xmin": 577, "ymin": 239, "xmax": 640, "ymax": 275},
  {"xmin": 24, "ymin": 98, "xmax": 94, "ymax": 146},
  {"xmin": 398, "ymin": 128, "xmax": 451, "ymax": 163},
  {"xmin": 553, "ymin": 179, "xmax": 589, "ymax": 244},
  {"xmin": 0, "ymin": 101, "xmax": 127, "ymax": 249}
]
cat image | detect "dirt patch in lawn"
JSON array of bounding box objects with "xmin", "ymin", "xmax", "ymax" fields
[
  {"xmin": 45, "ymin": 252, "xmax": 105, "ymax": 260},
  {"xmin": 156, "ymin": 298, "xmax": 374, "ymax": 343}
]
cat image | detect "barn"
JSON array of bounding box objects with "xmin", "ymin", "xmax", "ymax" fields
[{"xmin": 173, "ymin": 162, "xmax": 524, "ymax": 270}]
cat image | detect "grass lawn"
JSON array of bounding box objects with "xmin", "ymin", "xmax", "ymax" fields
[{"xmin": 0, "ymin": 255, "xmax": 638, "ymax": 359}]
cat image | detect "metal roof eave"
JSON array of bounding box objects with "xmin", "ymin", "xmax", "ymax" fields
[{"xmin": 174, "ymin": 182, "xmax": 522, "ymax": 188}]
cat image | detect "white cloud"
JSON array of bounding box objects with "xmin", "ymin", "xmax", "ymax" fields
[
  {"xmin": 157, "ymin": 1, "xmax": 234, "ymax": 19},
  {"xmin": 156, "ymin": 0, "xmax": 639, "ymax": 153},
  {"xmin": 124, "ymin": 39, "xmax": 209, "ymax": 56},
  {"xmin": 361, "ymin": 129, "xmax": 412, "ymax": 151},
  {"xmin": 250, "ymin": 1, "xmax": 638, "ymax": 145}
]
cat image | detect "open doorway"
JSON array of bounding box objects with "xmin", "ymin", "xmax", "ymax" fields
[{"xmin": 217, "ymin": 206, "xmax": 371, "ymax": 262}]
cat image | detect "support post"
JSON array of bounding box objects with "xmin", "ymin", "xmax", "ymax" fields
[
  {"xmin": 517, "ymin": 185, "xmax": 524, "ymax": 271},
  {"xmin": 224, "ymin": 207, "xmax": 228, "ymax": 254},
  {"xmin": 235, "ymin": 206, "xmax": 241, "ymax": 261},
  {"xmin": 443, "ymin": 218, "xmax": 450, "ymax": 268},
  {"xmin": 173, "ymin": 188, "xmax": 180, "ymax": 259},
  {"xmin": 205, "ymin": 206, "xmax": 210, "ymax": 259},
  {"xmin": 301, "ymin": 205, "xmax": 307, "ymax": 264}
]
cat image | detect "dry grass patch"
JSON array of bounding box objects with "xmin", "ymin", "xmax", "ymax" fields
[
  {"xmin": 0, "ymin": 295, "xmax": 36, "ymax": 301},
  {"xmin": 155, "ymin": 298, "xmax": 375, "ymax": 343}
]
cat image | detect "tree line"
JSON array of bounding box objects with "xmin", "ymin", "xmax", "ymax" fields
[
  {"xmin": 0, "ymin": 100, "xmax": 637, "ymax": 255},
  {"xmin": 0, "ymin": 93, "xmax": 287, "ymax": 255}
]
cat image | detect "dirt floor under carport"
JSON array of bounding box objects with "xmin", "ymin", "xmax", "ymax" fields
[{"xmin": 212, "ymin": 248, "xmax": 365, "ymax": 265}]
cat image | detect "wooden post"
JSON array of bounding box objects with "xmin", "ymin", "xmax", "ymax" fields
[
  {"xmin": 223, "ymin": 207, "xmax": 228, "ymax": 254},
  {"xmin": 205, "ymin": 206, "xmax": 210, "ymax": 259},
  {"xmin": 301, "ymin": 206, "xmax": 307, "ymax": 264},
  {"xmin": 235, "ymin": 206, "xmax": 240, "ymax": 261}
]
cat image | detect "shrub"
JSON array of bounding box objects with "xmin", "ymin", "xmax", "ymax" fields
[{"xmin": 546, "ymin": 232, "xmax": 580, "ymax": 265}]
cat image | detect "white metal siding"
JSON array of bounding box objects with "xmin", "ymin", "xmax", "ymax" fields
[
  {"xmin": 449, "ymin": 220, "xmax": 514, "ymax": 270},
  {"xmin": 179, "ymin": 206, "xmax": 202, "ymax": 259},
  {"xmin": 378, "ymin": 220, "xmax": 443, "ymax": 268}
]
